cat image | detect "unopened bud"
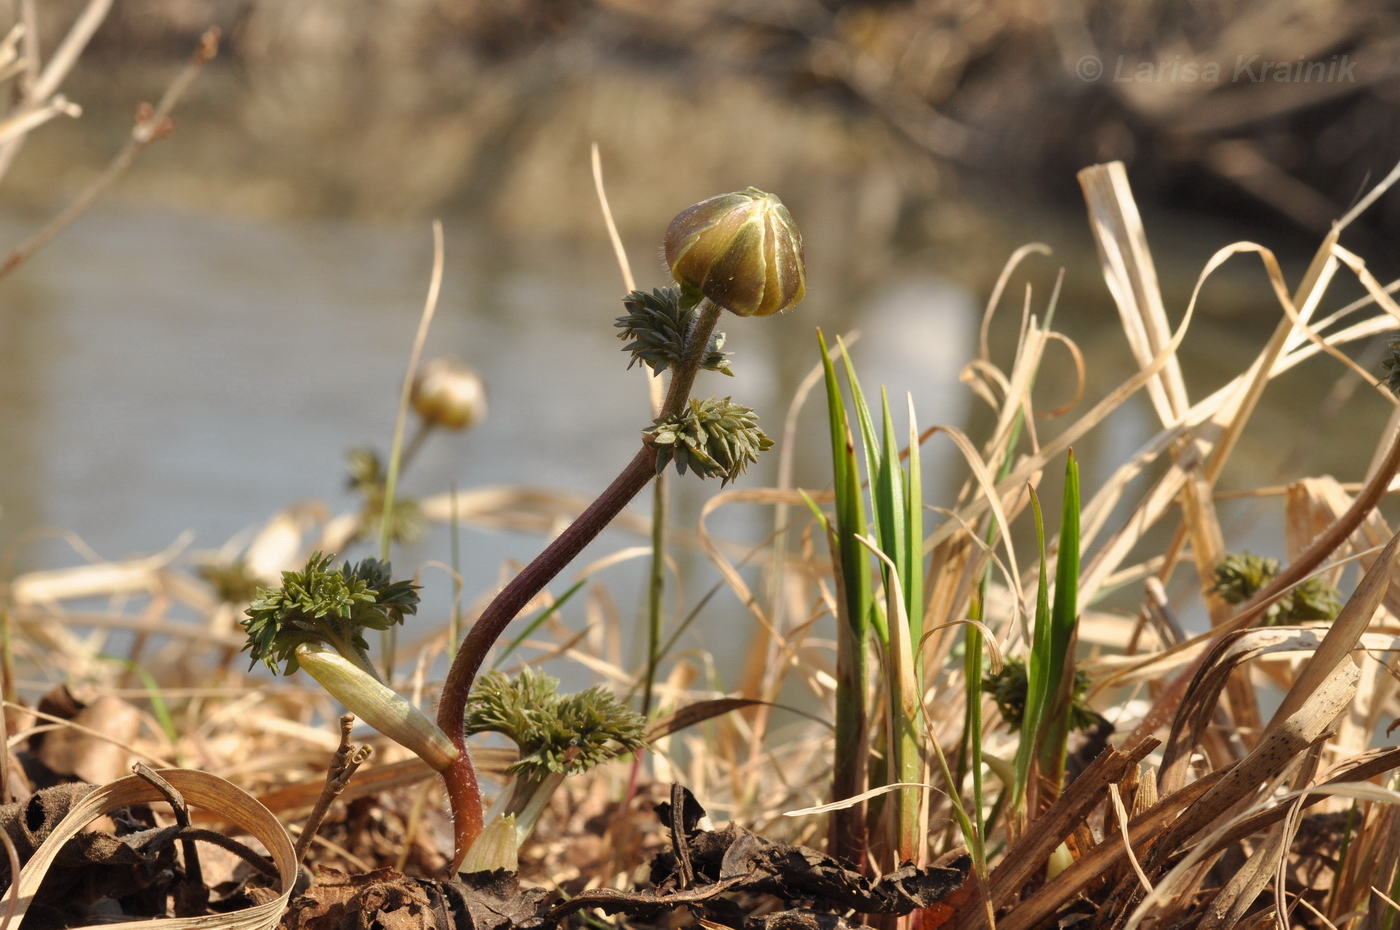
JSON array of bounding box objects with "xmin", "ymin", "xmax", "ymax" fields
[{"xmin": 663, "ymin": 188, "xmax": 806, "ymax": 318}]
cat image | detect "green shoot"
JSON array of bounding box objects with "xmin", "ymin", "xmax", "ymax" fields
[
  {"xmin": 1010, "ymin": 452, "xmax": 1082, "ymax": 821},
  {"xmin": 1037, "ymin": 451, "xmax": 1081, "ymax": 796},
  {"xmin": 820, "ymin": 336, "xmax": 928, "ymax": 866},
  {"xmin": 242, "ymin": 553, "xmax": 419, "ymax": 680},
  {"xmin": 815, "ymin": 328, "xmax": 874, "ymax": 866},
  {"xmin": 462, "ymin": 668, "xmax": 645, "ymax": 867}
]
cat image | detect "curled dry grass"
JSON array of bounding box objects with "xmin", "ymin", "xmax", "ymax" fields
[{"xmin": 7, "ymin": 158, "xmax": 1400, "ymax": 929}]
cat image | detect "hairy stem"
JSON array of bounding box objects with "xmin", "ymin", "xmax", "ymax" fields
[{"xmin": 436, "ymin": 299, "xmax": 722, "ymax": 870}]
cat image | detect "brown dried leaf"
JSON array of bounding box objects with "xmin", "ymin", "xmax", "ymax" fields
[{"xmin": 36, "ymin": 695, "xmax": 143, "ymax": 785}]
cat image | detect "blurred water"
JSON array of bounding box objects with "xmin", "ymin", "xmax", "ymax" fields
[{"xmin": 0, "ymin": 202, "xmax": 980, "ymax": 684}]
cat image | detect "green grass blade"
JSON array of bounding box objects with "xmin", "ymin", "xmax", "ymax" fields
[
  {"xmin": 903, "ymin": 393, "xmax": 924, "ymax": 656},
  {"xmin": 831, "ymin": 335, "xmax": 886, "ymax": 644},
  {"xmin": 816, "ymin": 330, "xmax": 874, "ymax": 866},
  {"xmin": 837, "ymin": 337, "xmax": 883, "ymax": 520},
  {"xmin": 818, "ymin": 330, "xmax": 875, "ymax": 644},
  {"xmin": 1036, "ymin": 450, "xmax": 1081, "ymax": 792},
  {"xmin": 965, "ymin": 582, "xmax": 987, "ymax": 838},
  {"xmin": 493, "ymin": 579, "xmax": 588, "ymax": 667},
  {"xmin": 1015, "ymin": 485, "xmax": 1051, "ymax": 818},
  {"xmin": 873, "ymin": 390, "xmax": 907, "ymax": 624},
  {"xmin": 641, "ymin": 474, "xmax": 668, "ymax": 716}
]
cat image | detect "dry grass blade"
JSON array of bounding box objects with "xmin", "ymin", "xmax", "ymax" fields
[
  {"xmin": 11, "ymin": 536, "xmax": 191, "ymax": 606},
  {"xmin": 1127, "ymin": 661, "xmax": 1361, "ymax": 930},
  {"xmin": 953, "ymin": 740, "xmax": 1158, "ymax": 929},
  {"xmin": 419, "ymin": 486, "xmax": 657, "ymax": 538},
  {"xmin": 933, "ymin": 232, "xmax": 1239, "ymax": 559},
  {"xmin": 8, "ymin": 768, "xmax": 296, "ymax": 930},
  {"xmin": 1107, "ymin": 783, "xmax": 1152, "ymax": 894},
  {"xmin": 1078, "ymin": 161, "xmax": 1189, "ymax": 425},
  {"xmin": 992, "ymin": 768, "xmax": 1226, "ymax": 930},
  {"xmin": 978, "ymin": 243, "xmax": 1052, "ymax": 364},
  {"xmin": 0, "ymin": 822, "xmax": 20, "ymax": 930},
  {"xmin": 1266, "ymin": 528, "xmax": 1400, "ymax": 732},
  {"xmin": 1200, "ymin": 821, "xmax": 1288, "ymax": 930}
]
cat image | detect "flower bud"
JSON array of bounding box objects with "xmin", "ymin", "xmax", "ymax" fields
[
  {"xmin": 663, "ymin": 187, "xmax": 805, "ymax": 317},
  {"xmin": 294, "ymin": 644, "xmax": 459, "ymax": 772},
  {"xmin": 411, "ymin": 357, "xmax": 488, "ymax": 430}
]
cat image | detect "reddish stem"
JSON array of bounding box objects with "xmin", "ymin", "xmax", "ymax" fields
[
  {"xmin": 436, "ymin": 300, "xmax": 722, "ymax": 870},
  {"xmin": 439, "ymin": 446, "xmax": 657, "ymax": 867},
  {"xmin": 441, "ymin": 748, "xmax": 484, "ymax": 873}
]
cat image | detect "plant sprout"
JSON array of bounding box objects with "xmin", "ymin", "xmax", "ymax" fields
[
  {"xmin": 432, "ymin": 187, "xmax": 804, "ymax": 872},
  {"xmin": 459, "ymin": 668, "xmax": 645, "ymax": 871},
  {"xmin": 1211, "ymin": 550, "xmax": 1342, "ymax": 624},
  {"xmin": 241, "ymin": 188, "xmax": 805, "ymax": 876}
]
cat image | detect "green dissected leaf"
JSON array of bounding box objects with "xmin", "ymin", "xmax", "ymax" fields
[
  {"xmin": 346, "ymin": 446, "xmax": 385, "ymax": 494},
  {"xmin": 644, "ymin": 396, "xmax": 772, "ymax": 485},
  {"xmin": 982, "ymin": 656, "xmax": 1097, "ymax": 734},
  {"xmin": 1383, "ymin": 337, "xmax": 1400, "ymax": 396},
  {"xmin": 615, "ymin": 287, "xmax": 731, "ymax": 376},
  {"xmin": 463, "ymin": 668, "xmax": 645, "ymax": 777},
  {"xmin": 197, "ymin": 558, "xmax": 262, "ymax": 606},
  {"xmin": 1212, "ymin": 550, "xmax": 1343, "ymax": 624},
  {"xmin": 346, "ymin": 447, "xmax": 426, "ymax": 544},
  {"xmin": 241, "ymin": 552, "xmax": 420, "ymax": 675}
]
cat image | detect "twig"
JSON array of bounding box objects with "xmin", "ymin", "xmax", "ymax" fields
[
  {"xmin": 0, "ymin": 0, "xmax": 113, "ymax": 183},
  {"xmin": 31, "ymin": 0, "xmax": 113, "ymax": 104},
  {"xmin": 133, "ymin": 762, "xmax": 206, "ymax": 916},
  {"xmin": 0, "ymin": 27, "xmax": 220, "ymax": 281},
  {"xmin": 668, "ymin": 783, "xmax": 695, "ymax": 889},
  {"xmin": 295, "ymin": 714, "xmax": 373, "ymax": 863}
]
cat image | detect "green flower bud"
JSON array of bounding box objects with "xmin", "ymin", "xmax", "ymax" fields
[
  {"xmin": 663, "ymin": 187, "xmax": 806, "ymax": 317},
  {"xmin": 411, "ymin": 357, "xmax": 488, "ymax": 430},
  {"xmin": 295, "ymin": 644, "xmax": 459, "ymax": 772}
]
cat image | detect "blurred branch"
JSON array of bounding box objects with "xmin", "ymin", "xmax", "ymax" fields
[
  {"xmin": 0, "ymin": 0, "xmax": 113, "ymax": 182},
  {"xmin": 31, "ymin": 0, "xmax": 113, "ymax": 102},
  {"xmin": 0, "ymin": 27, "xmax": 220, "ymax": 281}
]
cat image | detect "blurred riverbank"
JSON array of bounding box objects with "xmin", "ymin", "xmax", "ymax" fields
[{"xmin": 23, "ymin": 0, "xmax": 1400, "ymax": 247}]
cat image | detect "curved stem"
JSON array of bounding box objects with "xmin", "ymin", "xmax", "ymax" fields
[{"xmin": 436, "ymin": 299, "xmax": 723, "ymax": 870}]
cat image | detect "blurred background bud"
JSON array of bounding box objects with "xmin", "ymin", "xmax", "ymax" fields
[{"xmin": 411, "ymin": 357, "xmax": 488, "ymax": 430}]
